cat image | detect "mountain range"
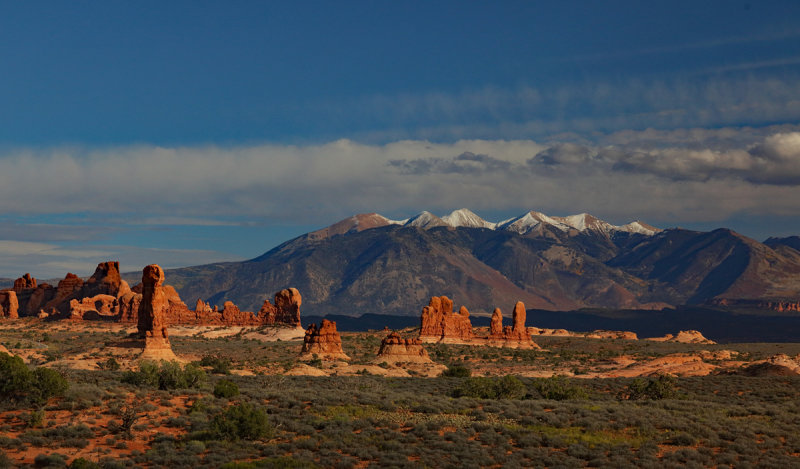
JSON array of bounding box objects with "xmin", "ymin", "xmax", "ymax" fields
[{"xmin": 159, "ymin": 209, "xmax": 800, "ymax": 317}]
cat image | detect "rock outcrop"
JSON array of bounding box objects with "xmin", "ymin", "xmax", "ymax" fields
[
  {"xmin": 487, "ymin": 302, "xmax": 539, "ymax": 348},
  {"xmin": 7, "ymin": 262, "xmax": 133, "ymax": 319},
  {"xmin": 299, "ymin": 319, "xmax": 350, "ymax": 360},
  {"xmin": 137, "ymin": 264, "xmax": 178, "ymax": 361},
  {"xmin": 67, "ymin": 295, "xmax": 118, "ymax": 320},
  {"xmin": 738, "ymin": 354, "xmax": 800, "ymax": 376},
  {"xmin": 0, "ymin": 290, "xmax": 19, "ymax": 319},
  {"xmin": 375, "ymin": 332, "xmax": 433, "ymax": 364},
  {"xmin": 419, "ymin": 296, "xmax": 474, "ymax": 343},
  {"xmin": 118, "ymin": 287, "xmax": 304, "ymax": 328},
  {"xmin": 646, "ymin": 330, "xmax": 715, "ymax": 344},
  {"xmin": 13, "ymin": 273, "xmax": 36, "ymax": 292},
  {"xmin": 259, "ymin": 288, "xmax": 302, "ymax": 327}
]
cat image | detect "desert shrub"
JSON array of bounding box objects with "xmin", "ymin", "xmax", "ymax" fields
[
  {"xmin": 209, "ymin": 402, "xmax": 273, "ymax": 441},
  {"xmin": 623, "ymin": 375, "xmax": 678, "ymax": 400},
  {"xmin": 214, "ymin": 379, "xmax": 240, "ymax": 399},
  {"xmin": 220, "ymin": 458, "xmax": 316, "ymax": 468},
  {"xmin": 33, "ymin": 452, "xmax": 67, "ymax": 467},
  {"xmin": 68, "ymin": 458, "xmax": 100, "ymax": 469},
  {"xmin": 532, "ymin": 376, "xmax": 588, "ymax": 400},
  {"xmin": 441, "ymin": 364, "xmax": 472, "ymax": 378},
  {"xmin": 121, "ymin": 361, "xmax": 205, "ymax": 390},
  {"xmin": 0, "ymin": 354, "xmax": 68, "ymax": 406},
  {"xmin": 99, "ymin": 357, "xmax": 120, "ymax": 371},
  {"xmin": 199, "ymin": 355, "xmax": 231, "ymax": 374},
  {"xmin": 31, "ymin": 367, "xmax": 69, "ymax": 403},
  {"xmin": 25, "ymin": 410, "xmax": 45, "ymax": 428},
  {"xmin": 452, "ymin": 375, "xmax": 527, "ymax": 400}
]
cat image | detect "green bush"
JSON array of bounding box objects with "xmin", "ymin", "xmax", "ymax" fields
[
  {"xmin": 69, "ymin": 458, "xmax": 101, "ymax": 468},
  {"xmin": 100, "ymin": 357, "xmax": 120, "ymax": 371},
  {"xmin": 532, "ymin": 376, "xmax": 588, "ymax": 400},
  {"xmin": 32, "ymin": 367, "xmax": 69, "ymax": 404},
  {"xmin": 199, "ymin": 355, "xmax": 231, "ymax": 374},
  {"xmin": 121, "ymin": 361, "xmax": 206, "ymax": 390},
  {"xmin": 441, "ymin": 364, "xmax": 472, "ymax": 378},
  {"xmin": 452, "ymin": 375, "xmax": 527, "ymax": 399},
  {"xmin": 623, "ymin": 375, "xmax": 678, "ymax": 400},
  {"xmin": 209, "ymin": 403, "xmax": 273, "ymax": 441},
  {"xmin": 213, "ymin": 379, "xmax": 240, "ymax": 399},
  {"xmin": 0, "ymin": 353, "xmax": 68, "ymax": 405}
]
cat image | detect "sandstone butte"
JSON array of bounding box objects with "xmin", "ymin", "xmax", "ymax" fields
[
  {"xmin": 488, "ymin": 302, "xmax": 541, "ymax": 349},
  {"xmin": 375, "ymin": 331, "xmax": 434, "ymax": 364},
  {"xmin": 299, "ymin": 319, "xmax": 350, "ymax": 361},
  {"xmin": 419, "ymin": 296, "xmax": 541, "ymax": 348},
  {"xmin": 136, "ymin": 264, "xmax": 179, "ymax": 362},
  {"xmin": 419, "ymin": 296, "xmax": 475, "ymax": 343},
  {"xmin": 1, "ymin": 260, "xmax": 303, "ymax": 329}
]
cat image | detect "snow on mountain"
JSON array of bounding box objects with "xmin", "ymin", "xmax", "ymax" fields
[
  {"xmin": 441, "ymin": 208, "xmax": 496, "ymax": 229},
  {"xmin": 319, "ymin": 209, "xmax": 660, "ymax": 238},
  {"xmin": 496, "ymin": 211, "xmax": 569, "ymax": 233},
  {"xmin": 403, "ymin": 211, "xmax": 448, "ymax": 229}
]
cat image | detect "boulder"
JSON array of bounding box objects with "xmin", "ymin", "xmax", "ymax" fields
[{"xmin": 299, "ymin": 319, "xmax": 350, "ymax": 360}]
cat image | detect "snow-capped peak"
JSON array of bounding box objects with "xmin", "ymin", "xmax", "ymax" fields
[
  {"xmin": 404, "ymin": 211, "xmax": 448, "ymax": 229},
  {"xmin": 442, "ymin": 208, "xmax": 495, "ymax": 229},
  {"xmin": 317, "ymin": 209, "xmax": 660, "ymax": 239}
]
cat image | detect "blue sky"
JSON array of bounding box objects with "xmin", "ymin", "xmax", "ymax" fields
[{"xmin": 1, "ymin": 1, "xmax": 800, "ymax": 278}]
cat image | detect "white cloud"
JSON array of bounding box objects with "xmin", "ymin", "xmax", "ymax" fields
[{"xmin": 0, "ymin": 131, "xmax": 798, "ymax": 230}]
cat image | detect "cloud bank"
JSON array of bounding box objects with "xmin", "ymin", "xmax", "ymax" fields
[{"xmin": 1, "ymin": 127, "xmax": 799, "ymax": 226}]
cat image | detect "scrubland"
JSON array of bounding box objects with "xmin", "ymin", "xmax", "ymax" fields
[{"xmin": 1, "ymin": 320, "xmax": 799, "ymax": 468}]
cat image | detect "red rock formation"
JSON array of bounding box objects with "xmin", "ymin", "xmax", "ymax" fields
[
  {"xmin": 646, "ymin": 330, "xmax": 715, "ymax": 344},
  {"xmin": 13, "ymin": 273, "xmax": 36, "ymax": 292},
  {"xmin": 419, "ymin": 296, "xmax": 474, "ymax": 343},
  {"xmin": 85, "ymin": 261, "xmax": 125, "ymax": 296},
  {"xmin": 137, "ymin": 264, "xmax": 178, "ymax": 361},
  {"xmin": 489, "ymin": 308, "xmax": 503, "ymax": 337},
  {"xmin": 486, "ymin": 301, "xmax": 537, "ymax": 348},
  {"xmin": 0, "ymin": 291, "xmax": 19, "ymax": 319},
  {"xmin": 258, "ymin": 288, "xmax": 303, "ymax": 327},
  {"xmin": 299, "ymin": 319, "xmax": 350, "ymax": 360},
  {"xmin": 67, "ymin": 295, "xmax": 117, "ymax": 320},
  {"xmin": 376, "ymin": 332, "xmax": 433, "ymax": 364},
  {"xmin": 43, "ymin": 273, "xmax": 84, "ymax": 312}
]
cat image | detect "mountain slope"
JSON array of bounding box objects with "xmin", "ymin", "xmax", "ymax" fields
[{"xmin": 163, "ymin": 210, "xmax": 800, "ymax": 316}]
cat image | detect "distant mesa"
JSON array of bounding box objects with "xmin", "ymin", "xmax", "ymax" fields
[{"xmin": 299, "ymin": 319, "xmax": 350, "ymax": 361}]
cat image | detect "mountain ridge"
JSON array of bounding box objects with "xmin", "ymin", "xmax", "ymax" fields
[{"xmin": 159, "ymin": 210, "xmax": 800, "ymax": 317}]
